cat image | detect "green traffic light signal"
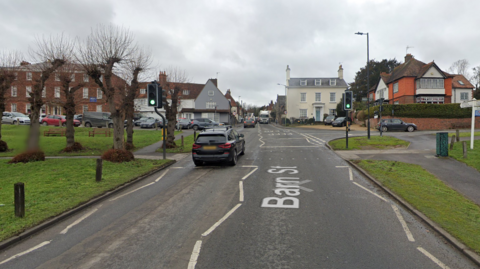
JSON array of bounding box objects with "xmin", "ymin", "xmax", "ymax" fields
[{"xmin": 149, "ymin": 99, "xmax": 156, "ymax": 105}]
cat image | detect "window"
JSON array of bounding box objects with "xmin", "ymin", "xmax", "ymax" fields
[
  {"xmin": 55, "ymin": 73, "xmax": 60, "ymax": 81},
  {"xmin": 83, "ymin": 88, "xmax": 88, "ymax": 99},
  {"xmin": 208, "ymin": 90, "xmax": 214, "ymax": 96},
  {"xmin": 71, "ymin": 73, "xmax": 75, "ymax": 81},
  {"xmin": 299, "ymin": 109, "xmax": 307, "ymax": 118},
  {"xmin": 140, "ymin": 88, "xmax": 146, "ymax": 94},
  {"xmin": 184, "ymin": 113, "xmax": 192, "ymax": 119},
  {"xmin": 315, "ymin": 79, "xmax": 321, "ymax": 86},
  {"xmin": 96, "ymin": 105, "xmax": 102, "ymax": 112},
  {"xmin": 11, "ymin": 86, "xmax": 17, "ymax": 97},
  {"xmin": 460, "ymin": 92, "xmax": 469, "ymax": 101},
  {"xmin": 99, "ymin": 75, "xmax": 103, "ymax": 82},
  {"xmin": 300, "ymin": 80, "xmax": 307, "ymax": 86},
  {"xmin": 26, "ymin": 72, "xmax": 32, "ymax": 81},
  {"xmin": 329, "ymin": 109, "xmax": 336, "ymax": 116},
  {"xmin": 183, "ymin": 90, "xmax": 190, "ymax": 95},
  {"xmin": 393, "ymin": 82, "xmax": 399, "ymax": 93},
  {"xmin": 416, "ymin": 96, "xmax": 445, "ymax": 104},
  {"xmin": 330, "ymin": 92, "xmax": 336, "ymax": 102},
  {"xmin": 315, "ymin": 92, "xmax": 321, "ymax": 102},
  {"xmin": 83, "ymin": 74, "xmax": 89, "ymax": 82},
  {"xmin": 330, "ymin": 79, "xmax": 336, "ymax": 86},
  {"xmin": 26, "ymin": 103, "xmax": 31, "ymax": 113},
  {"xmin": 26, "ymin": 86, "xmax": 32, "ymax": 96},
  {"xmin": 14, "ymin": 72, "xmax": 18, "ymax": 80},
  {"xmin": 54, "ymin": 87, "xmax": 60, "ymax": 98},
  {"xmin": 97, "ymin": 88, "xmax": 102, "ymax": 99},
  {"xmin": 394, "ymin": 101, "xmax": 400, "ymax": 104},
  {"xmin": 11, "ymin": 103, "xmax": 17, "ymax": 112},
  {"xmin": 42, "ymin": 87, "xmax": 46, "ymax": 97},
  {"xmin": 300, "ymin": 93, "xmax": 306, "ymax": 102},
  {"xmin": 417, "ymin": 78, "xmax": 444, "ymax": 89},
  {"xmin": 206, "ymin": 102, "xmax": 216, "ymax": 109},
  {"xmin": 83, "ymin": 105, "xmax": 88, "ymax": 112},
  {"xmin": 458, "ymin": 81, "xmax": 465, "ymax": 85}
]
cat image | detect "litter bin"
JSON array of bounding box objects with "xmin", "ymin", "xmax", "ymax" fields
[{"xmin": 436, "ymin": 132, "xmax": 448, "ymax": 157}]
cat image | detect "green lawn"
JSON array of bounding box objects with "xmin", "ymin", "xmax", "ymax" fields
[
  {"xmin": 329, "ymin": 136, "xmax": 410, "ymax": 150},
  {"xmin": 0, "ymin": 125, "xmax": 181, "ymax": 156},
  {"xmin": 0, "ymin": 158, "xmax": 172, "ymax": 242},
  {"xmin": 448, "ymin": 131, "xmax": 480, "ymax": 138},
  {"xmin": 449, "ymin": 140, "xmax": 480, "ymax": 172},
  {"xmin": 356, "ymin": 160, "xmax": 480, "ymax": 255},
  {"xmin": 157, "ymin": 134, "xmax": 195, "ymax": 154}
]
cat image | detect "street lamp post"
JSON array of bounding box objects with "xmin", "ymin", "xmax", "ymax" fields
[
  {"xmin": 277, "ymin": 83, "xmax": 287, "ymax": 126},
  {"xmin": 355, "ymin": 32, "xmax": 370, "ymax": 139}
]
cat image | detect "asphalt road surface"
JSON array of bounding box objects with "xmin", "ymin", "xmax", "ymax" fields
[{"xmin": 0, "ymin": 124, "xmax": 477, "ymax": 269}]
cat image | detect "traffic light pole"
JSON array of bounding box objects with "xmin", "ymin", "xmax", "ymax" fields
[{"xmin": 154, "ymin": 107, "xmax": 166, "ymax": 160}]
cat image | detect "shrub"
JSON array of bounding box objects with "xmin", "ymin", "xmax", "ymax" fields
[
  {"xmin": 307, "ymin": 118, "xmax": 315, "ymax": 124},
  {"xmin": 0, "ymin": 140, "xmax": 8, "ymax": 152},
  {"xmin": 362, "ymin": 103, "xmax": 471, "ymax": 119},
  {"xmin": 63, "ymin": 142, "xmax": 85, "ymax": 152},
  {"xmin": 102, "ymin": 149, "xmax": 134, "ymax": 163},
  {"xmin": 9, "ymin": 149, "xmax": 45, "ymax": 164},
  {"xmin": 357, "ymin": 110, "xmax": 365, "ymax": 121},
  {"xmin": 125, "ymin": 143, "xmax": 135, "ymax": 151}
]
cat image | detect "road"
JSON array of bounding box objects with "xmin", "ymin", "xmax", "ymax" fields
[{"xmin": 0, "ymin": 124, "xmax": 477, "ymax": 268}]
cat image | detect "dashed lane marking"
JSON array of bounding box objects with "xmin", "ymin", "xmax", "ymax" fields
[
  {"xmin": 60, "ymin": 206, "xmax": 100, "ymax": 234},
  {"xmin": 391, "ymin": 204, "xmax": 415, "ymax": 242},
  {"xmin": 187, "ymin": 240, "xmax": 202, "ymax": 269},
  {"xmin": 352, "ymin": 182, "xmax": 388, "ymax": 202},
  {"xmin": 417, "ymin": 247, "xmax": 450, "ymax": 269},
  {"xmin": 109, "ymin": 182, "xmax": 155, "ymax": 202},
  {"xmin": 0, "ymin": 241, "xmax": 51, "ymax": 265},
  {"xmin": 202, "ymin": 204, "xmax": 242, "ymax": 237}
]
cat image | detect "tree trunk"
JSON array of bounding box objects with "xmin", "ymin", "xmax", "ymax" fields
[
  {"xmin": 109, "ymin": 101, "xmax": 125, "ymax": 150},
  {"xmin": 64, "ymin": 97, "xmax": 75, "ymax": 148},
  {"xmin": 0, "ymin": 85, "xmax": 5, "ymax": 141},
  {"xmin": 27, "ymin": 89, "xmax": 42, "ymax": 150},
  {"xmin": 126, "ymin": 115, "xmax": 134, "ymax": 145},
  {"xmin": 166, "ymin": 117, "xmax": 176, "ymax": 147}
]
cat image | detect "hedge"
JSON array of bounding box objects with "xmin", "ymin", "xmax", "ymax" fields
[{"xmin": 362, "ymin": 103, "xmax": 472, "ymax": 119}]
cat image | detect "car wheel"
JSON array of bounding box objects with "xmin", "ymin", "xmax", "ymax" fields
[
  {"xmin": 194, "ymin": 160, "xmax": 203, "ymax": 166},
  {"xmin": 12, "ymin": 120, "xmax": 17, "ymax": 125},
  {"xmin": 85, "ymin": 122, "xmax": 92, "ymax": 127},
  {"xmin": 43, "ymin": 121, "xmax": 48, "ymax": 126},
  {"xmin": 239, "ymin": 143, "xmax": 245, "ymax": 155},
  {"xmin": 407, "ymin": 126, "xmax": 415, "ymax": 132},
  {"xmin": 108, "ymin": 123, "xmax": 113, "ymax": 128},
  {"xmin": 382, "ymin": 126, "xmax": 388, "ymax": 132},
  {"xmin": 229, "ymin": 150, "xmax": 238, "ymax": 166}
]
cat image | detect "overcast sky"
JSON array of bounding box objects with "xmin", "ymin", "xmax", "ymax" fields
[{"xmin": 1, "ymin": 0, "xmax": 479, "ymax": 106}]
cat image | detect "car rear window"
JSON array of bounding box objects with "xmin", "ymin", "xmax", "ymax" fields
[{"xmin": 196, "ymin": 134, "xmax": 227, "ymax": 143}]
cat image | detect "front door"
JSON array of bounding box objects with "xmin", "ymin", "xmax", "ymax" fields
[{"xmin": 315, "ymin": 107, "xmax": 322, "ymax": 122}]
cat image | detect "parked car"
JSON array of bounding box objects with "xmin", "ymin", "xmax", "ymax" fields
[
  {"xmin": 83, "ymin": 112, "xmax": 113, "ymax": 128},
  {"xmin": 331, "ymin": 117, "xmax": 352, "ymax": 127},
  {"xmin": 176, "ymin": 118, "xmax": 192, "ymax": 129},
  {"xmin": 324, "ymin": 115, "xmax": 336, "ymax": 125},
  {"xmin": 192, "ymin": 128, "xmax": 245, "ymax": 166},
  {"xmin": 378, "ymin": 118, "xmax": 417, "ymax": 132},
  {"xmin": 134, "ymin": 117, "xmax": 154, "ymax": 126},
  {"xmin": 2, "ymin": 112, "xmax": 30, "ymax": 125},
  {"xmin": 39, "ymin": 114, "xmax": 47, "ymax": 123},
  {"xmin": 42, "ymin": 115, "xmax": 80, "ymax": 127},
  {"xmin": 140, "ymin": 118, "xmax": 165, "ymax": 128},
  {"xmin": 190, "ymin": 118, "xmax": 220, "ymax": 131},
  {"xmin": 244, "ymin": 117, "xmax": 256, "ymax": 128},
  {"xmin": 74, "ymin": 114, "xmax": 83, "ymax": 124}
]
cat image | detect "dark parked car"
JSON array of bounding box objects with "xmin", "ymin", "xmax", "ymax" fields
[
  {"xmin": 83, "ymin": 112, "xmax": 113, "ymax": 128},
  {"xmin": 140, "ymin": 118, "xmax": 165, "ymax": 128},
  {"xmin": 134, "ymin": 117, "xmax": 154, "ymax": 126},
  {"xmin": 192, "ymin": 128, "xmax": 245, "ymax": 166},
  {"xmin": 244, "ymin": 117, "xmax": 255, "ymax": 128},
  {"xmin": 177, "ymin": 118, "xmax": 192, "ymax": 129},
  {"xmin": 377, "ymin": 119, "xmax": 417, "ymax": 132},
  {"xmin": 331, "ymin": 117, "xmax": 352, "ymax": 127},
  {"xmin": 190, "ymin": 118, "xmax": 219, "ymax": 131},
  {"xmin": 324, "ymin": 115, "xmax": 336, "ymax": 125}
]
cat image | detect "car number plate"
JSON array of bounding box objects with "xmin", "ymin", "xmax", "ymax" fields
[{"xmin": 203, "ymin": 146, "xmax": 217, "ymax": 150}]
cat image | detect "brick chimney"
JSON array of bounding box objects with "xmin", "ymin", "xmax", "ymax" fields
[
  {"xmin": 20, "ymin": 61, "xmax": 30, "ymax": 66},
  {"xmin": 338, "ymin": 65, "xmax": 343, "ymax": 79},
  {"xmin": 158, "ymin": 71, "xmax": 167, "ymax": 85},
  {"xmin": 405, "ymin": 54, "xmax": 413, "ymax": 62},
  {"xmin": 210, "ymin": 79, "xmax": 217, "ymax": 87}
]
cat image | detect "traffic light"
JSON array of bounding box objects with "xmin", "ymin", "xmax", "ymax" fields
[
  {"xmin": 344, "ymin": 91, "xmax": 353, "ymax": 111},
  {"xmin": 159, "ymin": 87, "xmax": 167, "ymax": 108},
  {"xmin": 147, "ymin": 83, "xmax": 159, "ymax": 107}
]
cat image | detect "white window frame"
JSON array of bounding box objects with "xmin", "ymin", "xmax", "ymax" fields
[
  {"xmin": 11, "ymin": 103, "xmax": 17, "ymax": 112},
  {"xmin": 300, "ymin": 92, "xmax": 306, "ymax": 102},
  {"xmin": 460, "ymin": 92, "xmax": 469, "ymax": 101},
  {"xmin": 83, "ymin": 105, "xmax": 88, "ymax": 112},
  {"xmin": 330, "ymin": 79, "xmax": 336, "ymax": 86},
  {"xmin": 300, "ymin": 80, "xmax": 307, "ymax": 86},
  {"xmin": 183, "ymin": 90, "xmax": 190, "ymax": 95},
  {"xmin": 315, "ymin": 79, "xmax": 321, "ymax": 86},
  {"xmin": 54, "ymin": 87, "xmax": 60, "ymax": 98},
  {"xmin": 393, "ymin": 82, "xmax": 399, "ymax": 93},
  {"xmin": 329, "ymin": 92, "xmax": 336, "ymax": 102},
  {"xmin": 83, "ymin": 88, "xmax": 89, "ymax": 99},
  {"xmin": 11, "ymin": 86, "xmax": 17, "ymax": 97},
  {"xmin": 96, "ymin": 105, "xmax": 102, "ymax": 112},
  {"xmin": 55, "ymin": 73, "xmax": 60, "ymax": 81},
  {"xmin": 315, "ymin": 92, "xmax": 321, "ymax": 102},
  {"xmin": 26, "ymin": 72, "xmax": 32, "ymax": 81},
  {"xmin": 14, "ymin": 72, "xmax": 18, "ymax": 80},
  {"xmin": 140, "ymin": 88, "xmax": 146, "ymax": 94},
  {"xmin": 329, "ymin": 109, "xmax": 336, "ymax": 116},
  {"xmin": 299, "ymin": 109, "xmax": 307, "ymax": 118},
  {"xmin": 26, "ymin": 103, "xmax": 31, "ymax": 113},
  {"xmin": 97, "ymin": 88, "xmax": 103, "ymax": 99},
  {"xmin": 71, "ymin": 73, "xmax": 75, "ymax": 81},
  {"xmin": 83, "ymin": 74, "xmax": 89, "ymax": 82},
  {"xmin": 26, "ymin": 86, "xmax": 32, "ymax": 96},
  {"xmin": 42, "ymin": 87, "xmax": 46, "ymax": 98},
  {"xmin": 206, "ymin": 102, "xmax": 216, "ymax": 109}
]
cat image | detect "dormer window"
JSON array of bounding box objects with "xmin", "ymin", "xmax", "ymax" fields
[
  {"xmin": 183, "ymin": 90, "xmax": 190, "ymax": 95},
  {"xmin": 458, "ymin": 81, "xmax": 464, "ymax": 85},
  {"xmin": 315, "ymin": 79, "xmax": 321, "ymax": 85},
  {"xmin": 329, "ymin": 79, "xmax": 336, "ymax": 86},
  {"xmin": 300, "ymin": 80, "xmax": 307, "ymax": 86}
]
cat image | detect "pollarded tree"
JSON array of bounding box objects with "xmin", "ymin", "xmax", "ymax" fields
[
  {"xmin": 0, "ymin": 50, "xmax": 22, "ymax": 151},
  {"xmin": 79, "ymin": 24, "xmax": 136, "ymax": 150},
  {"xmin": 449, "ymin": 59, "xmax": 470, "ymax": 79}
]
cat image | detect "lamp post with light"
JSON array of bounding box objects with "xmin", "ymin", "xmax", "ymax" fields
[
  {"xmin": 355, "ymin": 31, "xmax": 371, "ymax": 139},
  {"xmin": 277, "ymin": 83, "xmax": 287, "ymax": 126}
]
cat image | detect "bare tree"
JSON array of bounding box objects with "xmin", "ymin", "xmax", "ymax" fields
[
  {"xmin": 472, "ymin": 66, "xmax": 480, "ymax": 91},
  {"xmin": 160, "ymin": 67, "xmax": 189, "ymax": 148},
  {"xmin": 0, "ymin": 50, "xmax": 22, "ymax": 148},
  {"xmin": 28, "ymin": 34, "xmax": 75, "ymax": 151},
  {"xmin": 448, "ymin": 59, "xmax": 470, "ymax": 78},
  {"xmin": 78, "ymin": 24, "xmax": 136, "ymax": 150},
  {"xmin": 120, "ymin": 48, "xmax": 151, "ymax": 148}
]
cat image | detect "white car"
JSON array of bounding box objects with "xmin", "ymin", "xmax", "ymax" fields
[{"xmin": 2, "ymin": 112, "xmax": 31, "ymax": 125}]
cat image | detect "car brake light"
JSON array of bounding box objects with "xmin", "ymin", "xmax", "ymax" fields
[
  {"xmin": 192, "ymin": 144, "xmax": 202, "ymax": 149},
  {"xmin": 244, "ymin": 121, "xmax": 246, "ymax": 123},
  {"xmin": 218, "ymin": 143, "xmax": 232, "ymax": 149}
]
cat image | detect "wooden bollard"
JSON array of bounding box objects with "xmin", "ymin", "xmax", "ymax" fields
[
  {"xmin": 456, "ymin": 130, "xmax": 460, "ymax": 142},
  {"xmin": 96, "ymin": 158, "xmax": 103, "ymax": 182},
  {"xmin": 450, "ymin": 135, "xmax": 456, "ymax": 150},
  {"xmin": 181, "ymin": 135, "xmax": 184, "ymax": 147},
  {"xmin": 463, "ymin": 141, "xmax": 467, "ymax": 158},
  {"xmin": 14, "ymin": 182, "xmax": 25, "ymax": 218}
]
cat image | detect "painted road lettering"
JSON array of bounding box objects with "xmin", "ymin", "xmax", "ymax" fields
[{"xmin": 261, "ymin": 166, "xmax": 312, "ymax": 209}]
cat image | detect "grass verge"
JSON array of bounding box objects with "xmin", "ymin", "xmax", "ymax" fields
[
  {"xmin": 0, "ymin": 158, "xmax": 171, "ymax": 242},
  {"xmin": 0, "ymin": 125, "xmax": 181, "ymax": 157},
  {"xmin": 329, "ymin": 136, "xmax": 409, "ymax": 150},
  {"xmin": 448, "ymin": 131, "xmax": 480, "ymax": 138},
  {"xmin": 157, "ymin": 134, "xmax": 195, "ymax": 154},
  {"xmin": 449, "ymin": 140, "xmax": 480, "ymax": 172},
  {"xmin": 355, "ymin": 160, "xmax": 480, "ymax": 254}
]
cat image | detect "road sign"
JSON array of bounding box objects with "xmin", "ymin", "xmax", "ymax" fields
[
  {"xmin": 89, "ymin": 97, "xmax": 97, "ymax": 102},
  {"xmin": 476, "ymin": 110, "xmax": 480, "ymax": 117},
  {"xmin": 460, "ymin": 100, "xmax": 480, "ymax": 108}
]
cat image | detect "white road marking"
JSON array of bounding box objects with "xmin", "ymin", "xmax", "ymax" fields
[
  {"xmin": 155, "ymin": 169, "xmax": 169, "ymax": 182},
  {"xmin": 353, "ymin": 182, "xmax": 388, "ymax": 202},
  {"xmin": 0, "ymin": 241, "xmax": 51, "ymax": 265},
  {"xmin": 60, "ymin": 206, "xmax": 100, "ymax": 234},
  {"xmin": 187, "ymin": 240, "xmax": 202, "ymax": 269},
  {"xmin": 348, "ymin": 168, "xmax": 353, "ymax": 181},
  {"xmin": 391, "ymin": 204, "xmax": 415, "ymax": 242},
  {"xmin": 262, "ymin": 146, "xmax": 320, "ymax": 148},
  {"xmin": 170, "ymin": 167, "xmax": 184, "ymax": 169},
  {"xmin": 242, "ymin": 167, "xmax": 258, "ymax": 180},
  {"xmin": 242, "ymin": 165, "xmax": 258, "ymax": 168},
  {"xmin": 239, "ymin": 181, "xmax": 244, "ymax": 202},
  {"xmin": 336, "ymin": 166, "xmax": 349, "ymax": 168},
  {"xmin": 417, "ymin": 247, "xmax": 450, "ymax": 269},
  {"xmin": 109, "ymin": 182, "xmax": 155, "ymax": 201},
  {"xmin": 202, "ymin": 203, "xmax": 242, "ymax": 237}
]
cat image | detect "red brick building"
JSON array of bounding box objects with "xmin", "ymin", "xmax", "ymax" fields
[{"xmin": 5, "ymin": 61, "xmax": 126, "ymax": 115}]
